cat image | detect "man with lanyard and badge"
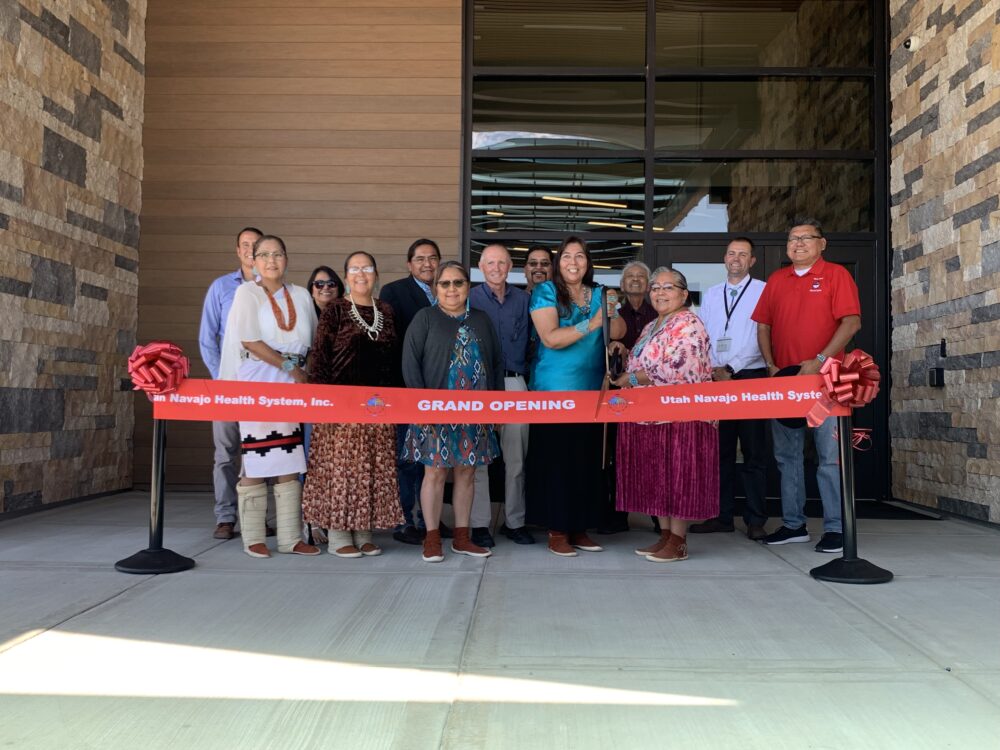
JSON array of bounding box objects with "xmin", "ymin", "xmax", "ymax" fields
[{"xmin": 689, "ymin": 237, "xmax": 769, "ymax": 540}]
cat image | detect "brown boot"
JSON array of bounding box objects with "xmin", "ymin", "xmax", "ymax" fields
[
  {"xmin": 422, "ymin": 529, "xmax": 444, "ymax": 563},
  {"xmin": 646, "ymin": 533, "xmax": 688, "ymax": 563},
  {"xmin": 635, "ymin": 530, "xmax": 670, "ymax": 556},
  {"xmin": 547, "ymin": 531, "xmax": 577, "ymax": 557},
  {"xmin": 452, "ymin": 527, "xmax": 491, "ymax": 558}
]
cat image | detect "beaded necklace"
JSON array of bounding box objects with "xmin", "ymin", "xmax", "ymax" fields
[{"xmin": 262, "ymin": 283, "xmax": 297, "ymax": 332}]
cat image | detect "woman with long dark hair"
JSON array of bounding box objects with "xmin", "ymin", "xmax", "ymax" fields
[
  {"xmin": 306, "ymin": 265, "xmax": 345, "ymax": 316},
  {"xmin": 525, "ymin": 237, "xmax": 625, "ymax": 556}
]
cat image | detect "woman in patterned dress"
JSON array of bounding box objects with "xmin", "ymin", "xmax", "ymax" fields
[
  {"xmin": 221, "ymin": 235, "xmax": 320, "ymax": 559},
  {"xmin": 611, "ymin": 267, "xmax": 720, "ymax": 563},
  {"xmin": 302, "ymin": 252, "xmax": 404, "ymax": 557},
  {"xmin": 401, "ymin": 261, "xmax": 505, "ymax": 563}
]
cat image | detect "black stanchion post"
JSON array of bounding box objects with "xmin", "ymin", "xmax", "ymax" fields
[
  {"xmin": 115, "ymin": 419, "xmax": 196, "ymax": 574},
  {"xmin": 810, "ymin": 414, "xmax": 892, "ymax": 584}
]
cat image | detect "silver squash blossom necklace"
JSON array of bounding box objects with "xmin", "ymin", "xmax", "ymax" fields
[{"xmin": 347, "ymin": 295, "xmax": 383, "ymax": 340}]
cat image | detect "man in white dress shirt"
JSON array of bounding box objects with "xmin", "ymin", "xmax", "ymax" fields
[{"xmin": 689, "ymin": 237, "xmax": 769, "ymax": 540}]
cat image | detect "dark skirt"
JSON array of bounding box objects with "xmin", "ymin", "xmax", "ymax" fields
[
  {"xmin": 525, "ymin": 422, "xmax": 606, "ymax": 532},
  {"xmin": 616, "ymin": 421, "xmax": 720, "ymax": 520}
]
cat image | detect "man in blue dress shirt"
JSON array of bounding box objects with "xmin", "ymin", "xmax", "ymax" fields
[
  {"xmin": 469, "ymin": 243, "xmax": 535, "ymax": 546},
  {"xmin": 198, "ymin": 226, "xmax": 262, "ymax": 539},
  {"xmin": 690, "ymin": 237, "xmax": 769, "ymax": 540}
]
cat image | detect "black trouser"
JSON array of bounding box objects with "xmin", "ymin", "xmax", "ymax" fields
[{"xmin": 718, "ymin": 367, "xmax": 768, "ymax": 526}]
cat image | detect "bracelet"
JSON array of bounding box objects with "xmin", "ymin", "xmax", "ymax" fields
[
  {"xmin": 574, "ymin": 320, "xmax": 589, "ymax": 335},
  {"xmin": 628, "ymin": 371, "xmax": 639, "ymax": 387}
]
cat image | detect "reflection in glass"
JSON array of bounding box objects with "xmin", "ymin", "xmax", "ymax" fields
[
  {"xmin": 473, "ymin": 81, "xmax": 645, "ymax": 151},
  {"xmin": 666, "ymin": 263, "xmax": 728, "ymax": 315},
  {"xmin": 656, "ymin": 0, "xmax": 873, "ymax": 68},
  {"xmin": 655, "ymin": 79, "xmax": 871, "ymax": 150},
  {"xmin": 470, "ymin": 239, "xmax": 642, "ymax": 282},
  {"xmin": 474, "ymin": 0, "xmax": 646, "ymax": 67},
  {"xmin": 653, "ymin": 160, "xmax": 873, "ymax": 232},
  {"xmin": 472, "ymin": 159, "xmax": 645, "ymax": 234}
]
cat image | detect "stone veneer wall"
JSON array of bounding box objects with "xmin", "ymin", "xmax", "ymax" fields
[
  {"xmin": 0, "ymin": 0, "xmax": 145, "ymax": 514},
  {"xmin": 889, "ymin": 0, "xmax": 1000, "ymax": 522}
]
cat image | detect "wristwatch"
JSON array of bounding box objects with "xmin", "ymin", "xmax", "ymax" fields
[
  {"xmin": 281, "ymin": 358, "xmax": 296, "ymax": 372},
  {"xmin": 815, "ymin": 353, "xmax": 828, "ymax": 364}
]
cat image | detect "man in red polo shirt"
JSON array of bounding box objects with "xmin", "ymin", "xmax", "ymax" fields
[{"xmin": 751, "ymin": 218, "xmax": 861, "ymax": 553}]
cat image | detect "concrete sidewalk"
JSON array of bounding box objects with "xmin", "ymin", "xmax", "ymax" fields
[{"xmin": 1, "ymin": 491, "xmax": 998, "ymax": 749}]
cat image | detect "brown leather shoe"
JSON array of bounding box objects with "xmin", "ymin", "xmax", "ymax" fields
[
  {"xmin": 245, "ymin": 542, "xmax": 271, "ymax": 558},
  {"xmin": 635, "ymin": 530, "xmax": 670, "ymax": 556},
  {"xmin": 646, "ymin": 533, "xmax": 688, "ymax": 562},
  {"xmin": 331, "ymin": 544, "xmax": 363, "ymax": 558},
  {"xmin": 213, "ymin": 522, "xmax": 235, "ymax": 540},
  {"xmin": 547, "ymin": 531, "xmax": 577, "ymax": 557},
  {"xmin": 569, "ymin": 532, "xmax": 603, "ymax": 552},
  {"xmin": 452, "ymin": 526, "xmax": 491, "ymax": 557},
  {"xmin": 747, "ymin": 524, "xmax": 768, "ymax": 541},
  {"xmin": 422, "ymin": 529, "xmax": 444, "ymax": 562}
]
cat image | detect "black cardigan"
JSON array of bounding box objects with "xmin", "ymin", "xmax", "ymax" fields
[{"xmin": 402, "ymin": 306, "xmax": 505, "ymax": 391}]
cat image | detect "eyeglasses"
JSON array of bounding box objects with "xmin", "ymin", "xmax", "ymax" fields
[
  {"xmin": 255, "ymin": 251, "xmax": 286, "ymax": 261},
  {"xmin": 346, "ymin": 265, "xmax": 375, "ymax": 275},
  {"xmin": 649, "ymin": 283, "xmax": 685, "ymax": 292},
  {"xmin": 787, "ymin": 235, "xmax": 822, "ymax": 244},
  {"xmin": 311, "ymin": 280, "xmax": 338, "ymax": 289},
  {"xmin": 526, "ymin": 260, "xmax": 551, "ymax": 268},
  {"xmin": 411, "ymin": 255, "xmax": 440, "ymax": 265},
  {"xmin": 437, "ymin": 279, "xmax": 467, "ymax": 289}
]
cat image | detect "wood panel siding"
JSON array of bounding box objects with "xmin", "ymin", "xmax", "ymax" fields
[{"xmin": 137, "ymin": 0, "xmax": 462, "ymax": 488}]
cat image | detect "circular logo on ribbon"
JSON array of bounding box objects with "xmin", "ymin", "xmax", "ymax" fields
[
  {"xmin": 607, "ymin": 394, "xmax": 630, "ymax": 414},
  {"xmin": 364, "ymin": 394, "xmax": 386, "ymax": 416}
]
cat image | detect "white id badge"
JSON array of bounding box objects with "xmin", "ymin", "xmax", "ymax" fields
[{"xmin": 716, "ymin": 337, "xmax": 732, "ymax": 353}]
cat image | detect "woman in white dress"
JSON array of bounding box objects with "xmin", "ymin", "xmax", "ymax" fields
[{"xmin": 220, "ymin": 234, "xmax": 320, "ymax": 558}]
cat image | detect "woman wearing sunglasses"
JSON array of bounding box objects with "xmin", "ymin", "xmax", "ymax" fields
[
  {"xmin": 301, "ymin": 265, "xmax": 345, "ymax": 545},
  {"xmin": 401, "ymin": 261, "xmax": 504, "ymax": 563},
  {"xmin": 610, "ymin": 267, "xmax": 719, "ymax": 563},
  {"xmin": 302, "ymin": 252, "xmax": 403, "ymax": 557},
  {"xmin": 306, "ymin": 265, "xmax": 345, "ymax": 316}
]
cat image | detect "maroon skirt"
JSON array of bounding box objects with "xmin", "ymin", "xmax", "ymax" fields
[{"xmin": 616, "ymin": 421, "xmax": 720, "ymax": 520}]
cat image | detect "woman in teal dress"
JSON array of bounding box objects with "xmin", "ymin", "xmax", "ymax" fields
[
  {"xmin": 402, "ymin": 261, "xmax": 504, "ymax": 563},
  {"xmin": 526, "ymin": 236, "xmax": 626, "ymax": 556}
]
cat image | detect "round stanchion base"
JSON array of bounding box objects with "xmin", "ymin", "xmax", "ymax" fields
[
  {"xmin": 115, "ymin": 548, "xmax": 196, "ymax": 575},
  {"xmin": 810, "ymin": 557, "xmax": 893, "ymax": 585}
]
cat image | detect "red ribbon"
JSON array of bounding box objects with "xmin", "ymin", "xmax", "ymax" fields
[
  {"xmin": 128, "ymin": 341, "xmax": 189, "ymax": 396},
  {"xmin": 806, "ymin": 349, "xmax": 881, "ymax": 427}
]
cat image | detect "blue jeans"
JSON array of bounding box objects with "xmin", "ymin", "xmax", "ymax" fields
[
  {"xmin": 770, "ymin": 417, "xmax": 842, "ymax": 533},
  {"xmin": 396, "ymin": 425, "xmax": 424, "ymax": 529}
]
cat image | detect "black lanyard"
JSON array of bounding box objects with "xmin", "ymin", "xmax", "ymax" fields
[{"xmin": 722, "ymin": 281, "xmax": 750, "ymax": 335}]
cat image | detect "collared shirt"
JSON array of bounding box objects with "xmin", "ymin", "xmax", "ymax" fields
[
  {"xmin": 751, "ymin": 257, "xmax": 861, "ymax": 369},
  {"xmin": 469, "ymin": 282, "xmax": 531, "ymax": 375},
  {"xmin": 199, "ymin": 268, "xmax": 248, "ymax": 379},
  {"xmin": 414, "ymin": 276, "xmax": 434, "ymax": 303},
  {"xmin": 618, "ymin": 298, "xmax": 658, "ymax": 350},
  {"xmin": 700, "ymin": 275, "xmax": 767, "ymax": 373}
]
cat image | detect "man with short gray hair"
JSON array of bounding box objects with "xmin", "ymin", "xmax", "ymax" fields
[
  {"xmin": 469, "ymin": 242, "xmax": 534, "ymax": 546},
  {"xmin": 618, "ymin": 260, "xmax": 657, "ymax": 350}
]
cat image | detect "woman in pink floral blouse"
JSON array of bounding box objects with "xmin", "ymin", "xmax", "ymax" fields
[{"xmin": 611, "ymin": 267, "xmax": 719, "ymax": 563}]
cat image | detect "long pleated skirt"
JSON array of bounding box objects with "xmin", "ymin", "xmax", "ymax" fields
[
  {"xmin": 616, "ymin": 421, "xmax": 720, "ymax": 520},
  {"xmin": 525, "ymin": 422, "xmax": 605, "ymax": 532}
]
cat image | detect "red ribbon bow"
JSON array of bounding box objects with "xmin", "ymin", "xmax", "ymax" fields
[
  {"xmin": 806, "ymin": 349, "xmax": 881, "ymax": 428},
  {"xmin": 128, "ymin": 342, "xmax": 189, "ymax": 396}
]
